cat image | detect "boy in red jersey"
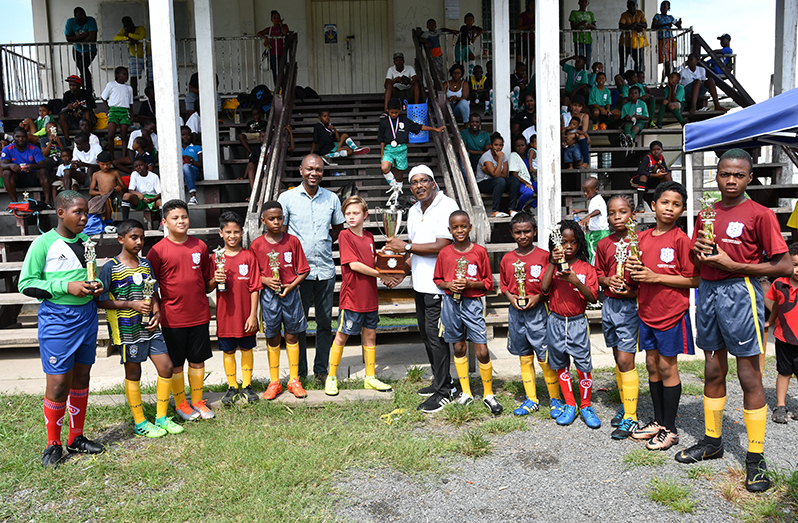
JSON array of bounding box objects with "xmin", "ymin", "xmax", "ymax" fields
[
  {"xmin": 147, "ymin": 199, "xmax": 218, "ymax": 421},
  {"xmin": 215, "ymin": 211, "xmax": 261, "ymax": 405},
  {"xmin": 325, "ymin": 196, "xmax": 392, "ymax": 395},
  {"xmin": 680, "ymin": 149, "xmax": 792, "ymax": 492},
  {"xmin": 250, "ymin": 201, "xmax": 310, "ymax": 400}
]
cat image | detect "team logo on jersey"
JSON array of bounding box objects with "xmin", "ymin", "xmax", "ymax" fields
[
  {"xmin": 49, "ymin": 356, "xmax": 57, "ymax": 365},
  {"xmin": 726, "ymin": 221, "xmax": 744, "ymax": 238},
  {"xmin": 398, "ymin": 122, "xmax": 405, "ymax": 130},
  {"xmin": 191, "ymin": 252, "xmax": 201, "ymax": 264},
  {"xmin": 129, "ymin": 345, "xmax": 138, "ymax": 357},
  {"xmin": 467, "ymin": 264, "xmax": 478, "ymax": 277},
  {"xmin": 239, "ymin": 264, "xmax": 249, "ymax": 276},
  {"xmin": 133, "ymin": 272, "xmax": 143, "ymax": 285},
  {"xmin": 284, "ymin": 252, "xmax": 293, "ymax": 264},
  {"xmin": 577, "ymin": 274, "xmax": 586, "ymax": 284},
  {"xmin": 346, "ymin": 319, "xmax": 353, "ymax": 330},
  {"xmin": 529, "ymin": 265, "xmax": 542, "ymax": 278},
  {"xmin": 660, "ymin": 247, "xmax": 675, "ymax": 263}
]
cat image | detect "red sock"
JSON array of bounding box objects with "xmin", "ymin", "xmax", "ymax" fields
[
  {"xmin": 43, "ymin": 398, "xmax": 66, "ymax": 446},
  {"xmin": 577, "ymin": 370, "xmax": 593, "ymax": 408},
  {"xmin": 557, "ymin": 368, "xmax": 576, "ymax": 406},
  {"xmin": 67, "ymin": 388, "xmax": 89, "ymax": 445}
]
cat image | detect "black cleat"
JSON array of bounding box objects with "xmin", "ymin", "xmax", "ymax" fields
[
  {"xmin": 221, "ymin": 387, "xmax": 239, "ymax": 405},
  {"xmin": 675, "ymin": 439, "xmax": 723, "ymax": 463},
  {"xmin": 66, "ymin": 435, "xmax": 104, "ymax": 455},
  {"xmin": 483, "ymin": 395, "xmax": 504, "ymax": 415},
  {"xmin": 745, "ymin": 453, "xmax": 771, "ymax": 492},
  {"xmin": 42, "ymin": 444, "xmax": 64, "ymax": 468},
  {"xmin": 241, "ymin": 385, "xmax": 259, "ymax": 403},
  {"xmin": 610, "ymin": 406, "xmax": 625, "ymax": 427}
]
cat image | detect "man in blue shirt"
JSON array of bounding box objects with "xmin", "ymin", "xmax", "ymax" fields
[
  {"xmin": 65, "ymin": 7, "xmax": 98, "ymax": 95},
  {"xmin": 709, "ymin": 34, "xmax": 733, "ymax": 76},
  {"xmin": 278, "ymin": 154, "xmax": 345, "ymax": 381},
  {"xmin": 1, "ymin": 127, "xmax": 51, "ymax": 206},
  {"xmin": 180, "ymin": 126, "xmax": 202, "ymax": 205}
]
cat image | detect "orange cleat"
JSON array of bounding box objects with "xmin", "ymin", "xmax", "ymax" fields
[
  {"xmin": 262, "ymin": 380, "xmax": 283, "ymax": 400},
  {"xmin": 287, "ymin": 377, "xmax": 307, "ymax": 399}
]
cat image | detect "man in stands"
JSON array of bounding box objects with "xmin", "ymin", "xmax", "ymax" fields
[
  {"xmin": 1, "ymin": 128, "xmax": 52, "ymax": 206},
  {"xmin": 64, "ymin": 7, "xmax": 98, "ymax": 95},
  {"xmin": 59, "ymin": 75, "xmax": 96, "ymax": 141},
  {"xmin": 680, "ymin": 54, "xmax": 725, "ymax": 113},
  {"xmin": 384, "ymin": 52, "xmax": 421, "ymax": 113}
]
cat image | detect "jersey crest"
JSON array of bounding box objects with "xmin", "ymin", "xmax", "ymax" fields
[
  {"xmin": 238, "ymin": 264, "xmax": 249, "ymax": 276},
  {"xmin": 660, "ymin": 247, "xmax": 675, "ymax": 263},
  {"xmin": 726, "ymin": 221, "xmax": 744, "ymax": 238},
  {"xmin": 132, "ymin": 272, "xmax": 143, "ymax": 285},
  {"xmin": 191, "ymin": 252, "xmax": 201, "ymax": 265},
  {"xmin": 529, "ymin": 265, "xmax": 542, "ymax": 278},
  {"xmin": 284, "ymin": 251, "xmax": 293, "ymax": 264},
  {"xmin": 577, "ymin": 274, "xmax": 586, "ymax": 284},
  {"xmin": 467, "ymin": 264, "xmax": 478, "ymax": 277}
]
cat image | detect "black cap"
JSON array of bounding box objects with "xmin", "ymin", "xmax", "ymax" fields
[{"xmin": 717, "ymin": 33, "xmax": 731, "ymax": 41}]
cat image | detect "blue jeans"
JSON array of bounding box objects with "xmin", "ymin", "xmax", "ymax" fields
[
  {"xmin": 182, "ymin": 164, "xmax": 202, "ymax": 193},
  {"xmin": 450, "ymin": 99, "xmax": 470, "ymax": 123},
  {"xmin": 577, "ymin": 137, "xmax": 590, "ymax": 166},
  {"xmin": 576, "ymin": 42, "xmax": 592, "ymax": 67},
  {"xmin": 297, "ymin": 277, "xmax": 335, "ymax": 377},
  {"xmin": 478, "ymin": 176, "xmax": 520, "ymax": 213}
]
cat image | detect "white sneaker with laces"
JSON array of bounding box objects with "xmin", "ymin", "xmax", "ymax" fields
[{"xmin": 188, "ymin": 195, "xmax": 198, "ymax": 205}]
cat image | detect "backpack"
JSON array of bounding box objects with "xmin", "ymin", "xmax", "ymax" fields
[{"xmin": 249, "ymin": 85, "xmax": 273, "ymax": 113}]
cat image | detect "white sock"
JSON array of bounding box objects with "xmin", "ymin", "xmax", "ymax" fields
[
  {"xmin": 384, "ymin": 171, "xmax": 396, "ymax": 185},
  {"xmin": 327, "ymin": 149, "xmax": 348, "ymax": 158},
  {"xmin": 345, "ymin": 137, "xmax": 357, "ymax": 149}
]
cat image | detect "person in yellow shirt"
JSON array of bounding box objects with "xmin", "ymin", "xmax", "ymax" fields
[
  {"xmin": 617, "ymin": 1, "xmax": 648, "ymax": 77},
  {"xmin": 113, "ymin": 16, "xmax": 153, "ymax": 95}
]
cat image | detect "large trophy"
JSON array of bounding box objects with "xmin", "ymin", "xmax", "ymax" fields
[
  {"xmin": 613, "ymin": 239, "xmax": 629, "ymax": 292},
  {"xmin": 141, "ymin": 276, "xmax": 156, "ymax": 326},
  {"xmin": 83, "ymin": 238, "xmax": 97, "ymax": 283},
  {"xmin": 625, "ymin": 218, "xmax": 640, "ymax": 259},
  {"xmin": 452, "ymin": 257, "xmax": 468, "ymax": 301},
  {"xmin": 267, "ymin": 250, "xmax": 283, "ymax": 293},
  {"xmin": 699, "ymin": 195, "xmax": 718, "ymax": 256},
  {"xmin": 213, "ymin": 246, "xmax": 227, "ymax": 292},
  {"xmin": 513, "ymin": 259, "xmax": 528, "ymax": 307},
  {"xmin": 550, "ymin": 226, "xmax": 570, "ymax": 272},
  {"xmin": 375, "ymin": 184, "xmax": 405, "ymax": 274}
]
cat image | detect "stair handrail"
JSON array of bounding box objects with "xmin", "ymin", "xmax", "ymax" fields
[{"xmin": 691, "ymin": 33, "xmax": 755, "ymax": 108}]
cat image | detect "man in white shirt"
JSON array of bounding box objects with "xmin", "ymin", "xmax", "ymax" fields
[
  {"xmin": 69, "ymin": 132, "xmax": 103, "ymax": 186},
  {"xmin": 679, "ymin": 53, "xmax": 725, "ymax": 113},
  {"xmin": 384, "ymin": 165, "xmax": 460, "ymax": 413},
  {"xmin": 384, "ymin": 52, "xmax": 421, "ymax": 112}
]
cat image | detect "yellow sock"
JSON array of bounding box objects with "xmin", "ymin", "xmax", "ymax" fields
[
  {"xmin": 156, "ymin": 376, "xmax": 171, "ymax": 419},
  {"xmin": 454, "ymin": 355, "xmax": 472, "ymax": 397},
  {"xmin": 620, "ymin": 368, "xmax": 639, "ymax": 421},
  {"xmin": 615, "ymin": 367, "xmax": 624, "ymax": 403},
  {"xmin": 241, "ymin": 349, "xmax": 254, "ymax": 387},
  {"xmin": 540, "ymin": 360, "xmax": 561, "ymax": 401},
  {"xmin": 124, "ymin": 379, "xmax": 145, "ymax": 424},
  {"xmin": 329, "ymin": 342, "xmax": 344, "ymax": 377},
  {"xmin": 171, "ymin": 370, "xmax": 186, "ymax": 406},
  {"xmin": 223, "ymin": 351, "xmax": 238, "ymax": 388},
  {"xmin": 479, "ymin": 361, "xmax": 494, "ymax": 397},
  {"xmin": 519, "ymin": 356, "xmax": 537, "ymax": 403},
  {"xmin": 743, "ymin": 406, "xmax": 767, "ymax": 454},
  {"xmin": 267, "ymin": 345, "xmax": 280, "ymax": 383},
  {"xmin": 364, "ymin": 346, "xmax": 376, "ymax": 377},
  {"xmin": 188, "ymin": 367, "xmax": 204, "ymax": 405},
  {"xmin": 704, "ymin": 395, "xmax": 727, "ymax": 439},
  {"xmin": 287, "ymin": 343, "xmax": 299, "ymax": 380}
]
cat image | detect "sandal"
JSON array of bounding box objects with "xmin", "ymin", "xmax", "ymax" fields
[{"xmin": 772, "ymin": 405, "xmax": 788, "ymax": 424}]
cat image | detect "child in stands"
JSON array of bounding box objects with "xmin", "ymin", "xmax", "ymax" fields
[
  {"xmin": 71, "ymin": 132, "xmax": 103, "ymax": 187},
  {"xmin": 560, "ymin": 55, "xmax": 590, "ymax": 100},
  {"xmin": 420, "ymin": 18, "xmax": 458, "ymax": 81},
  {"xmin": 620, "ymin": 85, "xmax": 648, "ymax": 148},
  {"xmin": 181, "ymin": 126, "xmax": 202, "ymax": 205},
  {"xmin": 101, "ymin": 66, "xmax": 134, "ymax": 158},
  {"xmin": 21, "ymin": 104, "xmax": 54, "ymax": 144},
  {"xmin": 311, "ymin": 110, "xmax": 369, "ymax": 166},
  {"xmin": 656, "ymin": 71, "xmax": 687, "ymax": 128},
  {"xmin": 120, "ymin": 157, "xmax": 160, "ymax": 221},
  {"xmin": 588, "ymin": 72, "xmax": 612, "ymax": 129},
  {"xmin": 573, "ymin": 176, "xmax": 610, "ymax": 263},
  {"xmin": 238, "ymin": 105, "xmax": 268, "ymax": 155},
  {"xmin": 88, "ymin": 151, "xmax": 127, "ymax": 220},
  {"xmin": 114, "ymin": 136, "xmax": 154, "ymax": 175},
  {"xmin": 468, "ymin": 64, "xmax": 491, "ymax": 113},
  {"xmin": 561, "ymin": 117, "xmax": 582, "ymax": 170}
]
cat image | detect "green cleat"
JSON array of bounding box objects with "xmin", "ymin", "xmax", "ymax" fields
[
  {"xmin": 135, "ymin": 420, "xmax": 167, "ymax": 439},
  {"xmin": 155, "ymin": 416, "xmax": 185, "ymax": 435},
  {"xmin": 325, "ymin": 375, "xmax": 339, "ymax": 396},
  {"xmin": 364, "ymin": 376, "xmax": 392, "ymax": 392}
]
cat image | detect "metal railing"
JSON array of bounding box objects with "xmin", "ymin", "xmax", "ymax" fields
[{"xmin": 0, "ymin": 36, "xmax": 286, "ymax": 105}]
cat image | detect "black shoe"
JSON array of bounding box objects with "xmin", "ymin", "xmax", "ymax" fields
[
  {"xmin": 42, "ymin": 444, "xmax": 64, "ymax": 468},
  {"xmin": 314, "ymin": 373, "xmax": 328, "ymax": 385},
  {"xmin": 610, "ymin": 406, "xmax": 625, "ymax": 427},
  {"xmin": 241, "ymin": 385, "xmax": 259, "ymax": 403},
  {"xmin": 635, "ymin": 202, "xmax": 647, "ymax": 213},
  {"xmin": 483, "ymin": 395, "xmax": 503, "ymax": 415},
  {"xmin": 675, "ymin": 439, "xmax": 723, "ymax": 463},
  {"xmin": 66, "ymin": 435, "xmax": 104, "ymax": 455},
  {"xmin": 745, "ymin": 453, "xmax": 771, "ymax": 492},
  {"xmin": 417, "ymin": 384, "xmax": 436, "ymax": 397},
  {"xmin": 221, "ymin": 387, "xmax": 239, "ymax": 405},
  {"xmin": 611, "ymin": 418, "xmax": 639, "ymax": 440},
  {"xmin": 417, "ymin": 393, "xmax": 450, "ymax": 413}
]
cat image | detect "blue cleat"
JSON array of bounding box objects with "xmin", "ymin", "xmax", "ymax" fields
[
  {"xmin": 556, "ymin": 404, "xmax": 578, "ymax": 425},
  {"xmin": 611, "ymin": 406, "xmax": 625, "ymax": 427},
  {"xmin": 514, "ymin": 398, "xmax": 540, "ymax": 416},
  {"xmin": 581, "ymin": 406, "xmax": 601, "ymax": 429},
  {"xmin": 549, "ymin": 398, "xmax": 565, "ymax": 419}
]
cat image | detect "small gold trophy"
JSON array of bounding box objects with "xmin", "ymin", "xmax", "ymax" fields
[
  {"xmin": 550, "ymin": 226, "xmax": 570, "ymax": 272},
  {"xmin": 213, "ymin": 246, "xmax": 227, "ymax": 292},
  {"xmin": 625, "ymin": 218, "xmax": 640, "ymax": 259},
  {"xmin": 267, "ymin": 250, "xmax": 282, "ymax": 293},
  {"xmin": 22, "ymin": 191, "xmax": 30, "ymax": 201},
  {"xmin": 613, "ymin": 239, "xmax": 629, "ymax": 292},
  {"xmin": 83, "ymin": 237, "xmax": 97, "ymax": 283},
  {"xmin": 513, "ymin": 259, "xmax": 527, "ymax": 307},
  {"xmin": 699, "ymin": 194, "xmax": 718, "ymax": 256},
  {"xmin": 452, "ymin": 257, "xmax": 468, "ymax": 301},
  {"xmin": 141, "ymin": 276, "xmax": 156, "ymax": 326}
]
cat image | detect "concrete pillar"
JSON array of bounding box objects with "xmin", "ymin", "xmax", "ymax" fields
[
  {"xmin": 491, "ymin": 0, "xmax": 511, "ymax": 154},
  {"xmin": 148, "ymin": 0, "xmax": 184, "ymax": 202},
  {"xmin": 535, "ymin": 0, "xmax": 562, "ymax": 237},
  {"xmin": 194, "ymin": 0, "xmax": 221, "ymax": 181},
  {"xmin": 774, "ymin": 0, "xmax": 797, "ymax": 187}
]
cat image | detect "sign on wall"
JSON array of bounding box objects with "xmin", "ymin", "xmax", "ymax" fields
[{"xmin": 324, "ymin": 24, "xmax": 338, "ymax": 44}]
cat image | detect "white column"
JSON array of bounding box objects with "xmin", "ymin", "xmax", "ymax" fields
[
  {"xmin": 194, "ymin": 0, "xmax": 221, "ymax": 181},
  {"xmin": 774, "ymin": 0, "xmax": 797, "ymax": 188},
  {"xmin": 685, "ymin": 153, "xmax": 694, "ymax": 238},
  {"xmin": 148, "ymin": 0, "xmax": 184, "ymax": 202},
  {"xmin": 535, "ymin": 0, "xmax": 562, "ymax": 237},
  {"xmin": 491, "ymin": 0, "xmax": 511, "ymax": 153}
]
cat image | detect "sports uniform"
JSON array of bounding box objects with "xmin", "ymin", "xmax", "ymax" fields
[
  {"xmin": 215, "ymin": 249, "xmax": 261, "ymax": 351},
  {"xmin": 337, "ymin": 229, "xmax": 379, "ymax": 335},
  {"xmin": 500, "ymin": 247, "xmax": 550, "ymax": 359},
  {"xmin": 594, "ymin": 233, "xmax": 639, "ymax": 354}
]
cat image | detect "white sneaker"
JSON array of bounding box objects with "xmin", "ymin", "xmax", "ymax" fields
[
  {"xmin": 455, "ymin": 392, "xmax": 474, "ymax": 406},
  {"xmin": 188, "ymin": 195, "xmax": 198, "ymax": 205},
  {"xmin": 510, "ymin": 211, "xmax": 518, "ymax": 218},
  {"xmin": 321, "ymin": 156, "xmax": 337, "ymax": 166}
]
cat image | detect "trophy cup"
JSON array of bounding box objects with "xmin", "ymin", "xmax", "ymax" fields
[
  {"xmin": 613, "ymin": 239, "xmax": 629, "ymax": 292},
  {"xmin": 699, "ymin": 195, "xmax": 718, "ymax": 256},
  {"xmin": 268, "ymin": 250, "xmax": 283, "ymax": 293},
  {"xmin": 625, "ymin": 218, "xmax": 640, "ymax": 259},
  {"xmin": 375, "ymin": 186, "xmax": 405, "ymax": 274},
  {"xmin": 550, "ymin": 227, "xmax": 570, "ymax": 272},
  {"xmin": 452, "ymin": 257, "xmax": 468, "ymax": 301},
  {"xmin": 22, "ymin": 191, "xmax": 29, "ymax": 202},
  {"xmin": 513, "ymin": 259, "xmax": 528, "ymax": 307},
  {"xmin": 83, "ymin": 238, "xmax": 97, "ymax": 283},
  {"xmin": 141, "ymin": 276, "xmax": 156, "ymax": 326},
  {"xmin": 213, "ymin": 246, "xmax": 227, "ymax": 292}
]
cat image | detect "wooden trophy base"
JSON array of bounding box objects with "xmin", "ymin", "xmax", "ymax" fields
[{"xmin": 376, "ymin": 252, "xmax": 405, "ymax": 274}]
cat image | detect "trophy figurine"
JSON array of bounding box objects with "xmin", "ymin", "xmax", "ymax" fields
[
  {"xmin": 625, "ymin": 218, "xmax": 640, "ymax": 260},
  {"xmin": 699, "ymin": 194, "xmax": 718, "ymax": 256},
  {"xmin": 550, "ymin": 226, "xmax": 570, "ymax": 272},
  {"xmin": 141, "ymin": 276, "xmax": 156, "ymax": 326},
  {"xmin": 22, "ymin": 191, "xmax": 30, "ymax": 202},
  {"xmin": 83, "ymin": 237, "xmax": 97, "ymax": 283},
  {"xmin": 213, "ymin": 246, "xmax": 227, "ymax": 292},
  {"xmin": 613, "ymin": 239, "xmax": 629, "ymax": 292},
  {"xmin": 268, "ymin": 250, "xmax": 283, "ymax": 293},
  {"xmin": 513, "ymin": 259, "xmax": 528, "ymax": 307},
  {"xmin": 375, "ymin": 186, "xmax": 406, "ymax": 274},
  {"xmin": 452, "ymin": 257, "xmax": 468, "ymax": 301}
]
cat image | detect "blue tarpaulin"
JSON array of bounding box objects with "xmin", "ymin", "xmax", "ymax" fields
[{"xmin": 684, "ymin": 87, "xmax": 798, "ymax": 152}]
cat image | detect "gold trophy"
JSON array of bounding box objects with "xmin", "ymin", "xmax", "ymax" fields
[
  {"xmin": 699, "ymin": 195, "xmax": 718, "ymax": 256},
  {"xmin": 141, "ymin": 276, "xmax": 156, "ymax": 326},
  {"xmin": 625, "ymin": 218, "xmax": 640, "ymax": 259},
  {"xmin": 613, "ymin": 239, "xmax": 629, "ymax": 292},
  {"xmin": 267, "ymin": 250, "xmax": 283, "ymax": 293},
  {"xmin": 513, "ymin": 259, "xmax": 528, "ymax": 307},
  {"xmin": 213, "ymin": 246, "xmax": 227, "ymax": 292},
  {"xmin": 83, "ymin": 237, "xmax": 97, "ymax": 283},
  {"xmin": 550, "ymin": 226, "xmax": 570, "ymax": 272},
  {"xmin": 452, "ymin": 257, "xmax": 468, "ymax": 301}
]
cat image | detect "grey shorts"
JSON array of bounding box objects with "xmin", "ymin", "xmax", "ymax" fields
[
  {"xmin": 119, "ymin": 332, "xmax": 168, "ymax": 364},
  {"xmin": 602, "ymin": 297, "xmax": 639, "ymax": 353},
  {"xmin": 440, "ymin": 295, "xmax": 487, "ymax": 344},
  {"xmin": 696, "ymin": 277, "xmax": 765, "ymax": 358},
  {"xmin": 338, "ymin": 309, "xmax": 379, "ymax": 335},
  {"xmin": 261, "ymin": 286, "xmax": 308, "ymax": 338},
  {"xmin": 507, "ymin": 302, "xmax": 548, "ymax": 360},
  {"xmin": 545, "ymin": 311, "xmax": 592, "ymax": 372}
]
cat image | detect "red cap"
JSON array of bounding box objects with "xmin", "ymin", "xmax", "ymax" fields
[{"xmin": 65, "ymin": 75, "xmax": 82, "ymax": 85}]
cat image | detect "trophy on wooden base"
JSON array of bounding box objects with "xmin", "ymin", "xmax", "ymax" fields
[
  {"xmin": 613, "ymin": 239, "xmax": 629, "ymax": 292},
  {"xmin": 513, "ymin": 259, "xmax": 528, "ymax": 307},
  {"xmin": 213, "ymin": 246, "xmax": 227, "ymax": 292},
  {"xmin": 550, "ymin": 226, "xmax": 570, "ymax": 272},
  {"xmin": 83, "ymin": 237, "xmax": 97, "ymax": 283},
  {"xmin": 142, "ymin": 276, "xmax": 156, "ymax": 326},
  {"xmin": 625, "ymin": 218, "xmax": 640, "ymax": 260},
  {"xmin": 452, "ymin": 257, "xmax": 468, "ymax": 301},
  {"xmin": 375, "ymin": 186, "xmax": 406, "ymax": 274},
  {"xmin": 699, "ymin": 194, "xmax": 718, "ymax": 256},
  {"xmin": 268, "ymin": 250, "xmax": 283, "ymax": 293}
]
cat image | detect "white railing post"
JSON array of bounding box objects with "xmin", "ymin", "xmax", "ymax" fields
[{"xmin": 194, "ymin": 0, "xmax": 221, "ymax": 181}]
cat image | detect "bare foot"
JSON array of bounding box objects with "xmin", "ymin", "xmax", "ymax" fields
[
  {"xmin": 580, "ymin": 163, "xmax": 590, "ymax": 169},
  {"xmin": 715, "ymin": 105, "xmax": 728, "ymax": 113}
]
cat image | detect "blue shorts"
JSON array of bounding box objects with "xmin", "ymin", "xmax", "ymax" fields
[
  {"xmin": 563, "ymin": 144, "xmax": 581, "ymax": 163},
  {"xmin": 602, "ymin": 297, "xmax": 639, "ymax": 353},
  {"xmin": 261, "ymin": 287, "xmax": 307, "ymax": 338},
  {"xmin": 507, "ymin": 302, "xmax": 548, "ymax": 359},
  {"xmin": 119, "ymin": 332, "xmax": 168, "ymax": 364},
  {"xmin": 39, "ymin": 300, "xmax": 98, "ymax": 375},
  {"xmin": 338, "ymin": 309, "xmax": 379, "ymax": 335},
  {"xmin": 440, "ymin": 295, "xmax": 487, "ymax": 344},
  {"xmin": 545, "ymin": 311, "xmax": 592, "ymax": 372},
  {"xmin": 696, "ymin": 277, "xmax": 765, "ymax": 358},
  {"xmin": 640, "ymin": 313, "xmax": 695, "ymax": 357},
  {"xmin": 218, "ymin": 335, "xmax": 257, "ymax": 352}
]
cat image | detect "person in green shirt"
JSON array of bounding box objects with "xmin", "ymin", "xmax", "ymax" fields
[
  {"xmin": 619, "ymin": 85, "xmax": 648, "ymax": 147},
  {"xmin": 569, "ymin": 0, "xmax": 597, "ymax": 66},
  {"xmin": 560, "ymin": 55, "xmax": 590, "ymax": 99},
  {"xmin": 656, "ymin": 71, "xmax": 687, "ymax": 128},
  {"xmin": 588, "ymin": 72, "xmax": 613, "ymax": 129},
  {"xmin": 461, "ymin": 114, "xmax": 491, "ymax": 172}
]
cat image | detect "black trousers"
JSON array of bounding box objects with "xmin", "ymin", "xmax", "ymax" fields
[{"xmin": 414, "ymin": 291, "xmax": 452, "ymax": 396}]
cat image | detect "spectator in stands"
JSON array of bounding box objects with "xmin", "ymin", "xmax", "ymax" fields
[
  {"xmin": 561, "ymin": 118, "xmax": 583, "ymax": 170},
  {"xmin": 52, "ymin": 148, "xmax": 75, "ymax": 200},
  {"xmin": 588, "ymin": 71, "xmax": 612, "ymax": 129},
  {"xmin": 135, "ymin": 85, "xmax": 156, "ymax": 123},
  {"xmin": 383, "ymin": 52, "xmax": 421, "ymax": 113},
  {"xmin": 186, "ymin": 100, "xmax": 202, "ymax": 138},
  {"xmin": 20, "ymin": 104, "xmax": 54, "ymax": 144},
  {"xmin": 101, "ymin": 66, "xmax": 134, "ymax": 159},
  {"xmin": 510, "ymin": 62, "xmax": 530, "ymax": 113},
  {"xmin": 656, "ymin": 71, "xmax": 686, "ymax": 128},
  {"xmin": 311, "ymin": 111, "xmax": 367, "ymax": 165},
  {"xmin": 39, "ymin": 123, "xmax": 65, "ymax": 180},
  {"xmin": 180, "ymin": 126, "xmax": 202, "ymax": 205},
  {"xmin": 709, "ymin": 34, "xmax": 733, "ymax": 75},
  {"xmin": 651, "ymin": 1, "xmax": 681, "ymax": 78},
  {"xmin": 64, "ymin": 7, "xmax": 98, "ymax": 95},
  {"xmin": 59, "ymin": 75, "xmax": 96, "ymax": 140},
  {"xmin": 680, "ymin": 53, "xmax": 725, "ymax": 113},
  {"xmin": 1, "ymin": 128, "xmax": 52, "ymax": 206},
  {"xmin": 564, "ymin": 94, "xmax": 590, "ymax": 169},
  {"xmin": 461, "ymin": 114, "xmax": 490, "ymax": 172},
  {"xmin": 443, "ymin": 64, "xmax": 470, "ymax": 124},
  {"xmin": 455, "ymin": 13, "xmax": 484, "ymax": 75},
  {"xmin": 420, "ymin": 19, "xmax": 458, "ymax": 81},
  {"xmin": 511, "ymin": 93, "xmax": 536, "ymax": 136},
  {"xmin": 510, "ymin": 134, "xmax": 537, "ymax": 211},
  {"xmin": 632, "ymin": 140, "xmax": 671, "ymax": 212},
  {"xmin": 78, "ymin": 118, "xmax": 100, "ymax": 147},
  {"xmin": 70, "ymin": 132, "xmax": 102, "ymax": 188},
  {"xmin": 560, "ymin": 55, "xmax": 590, "ymax": 99},
  {"xmin": 618, "ymin": 1, "xmax": 648, "ymax": 75},
  {"xmin": 128, "ymin": 119, "xmax": 157, "ymax": 156},
  {"xmin": 185, "ymin": 73, "xmax": 221, "ymax": 114},
  {"xmin": 257, "ymin": 10, "xmax": 289, "ymax": 86},
  {"xmin": 516, "ymin": 1, "xmax": 535, "ymax": 62},
  {"xmin": 238, "ymin": 105, "xmax": 268, "ymax": 155},
  {"xmin": 114, "ymin": 136, "xmax": 154, "ymax": 175},
  {"xmin": 588, "ymin": 61, "xmax": 604, "ymax": 87},
  {"xmin": 569, "ymin": 0, "xmax": 597, "ymax": 66},
  {"xmin": 619, "ymin": 85, "xmax": 648, "ymax": 148},
  {"xmin": 244, "ymin": 126, "xmax": 294, "ymax": 189},
  {"xmin": 113, "ymin": 16, "xmax": 153, "ymax": 96},
  {"xmin": 468, "ymin": 64, "xmax": 491, "ymax": 113},
  {"xmin": 477, "ymin": 132, "xmax": 519, "ymax": 218}
]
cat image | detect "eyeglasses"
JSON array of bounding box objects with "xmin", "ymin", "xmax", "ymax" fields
[{"xmin": 409, "ymin": 177, "xmax": 433, "ymax": 187}]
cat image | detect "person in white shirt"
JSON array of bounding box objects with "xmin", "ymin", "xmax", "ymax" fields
[
  {"xmin": 121, "ymin": 156, "xmax": 161, "ymax": 220},
  {"xmin": 573, "ymin": 176, "xmax": 610, "ymax": 263},
  {"xmin": 384, "ymin": 52, "xmax": 421, "ymax": 112},
  {"xmin": 69, "ymin": 132, "xmax": 103, "ymax": 186},
  {"xmin": 101, "ymin": 66, "xmax": 135, "ymax": 159},
  {"xmin": 679, "ymin": 53, "xmax": 725, "ymax": 113},
  {"xmin": 127, "ymin": 120, "xmax": 158, "ymax": 153}
]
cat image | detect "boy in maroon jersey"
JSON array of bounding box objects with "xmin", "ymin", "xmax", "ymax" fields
[
  {"xmin": 215, "ymin": 211, "xmax": 261, "ymax": 405},
  {"xmin": 147, "ymin": 199, "xmax": 218, "ymax": 421},
  {"xmin": 325, "ymin": 196, "xmax": 392, "ymax": 395},
  {"xmin": 680, "ymin": 149, "xmax": 792, "ymax": 492}
]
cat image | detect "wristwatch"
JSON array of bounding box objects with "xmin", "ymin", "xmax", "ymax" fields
[{"xmin": 404, "ymin": 243, "xmax": 412, "ymax": 253}]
